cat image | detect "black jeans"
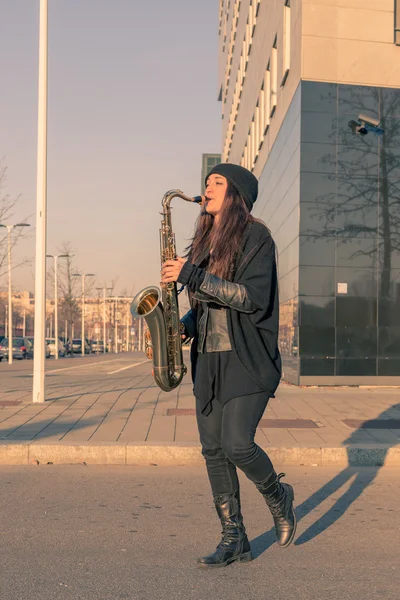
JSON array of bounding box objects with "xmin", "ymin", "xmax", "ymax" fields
[{"xmin": 196, "ymin": 392, "xmax": 274, "ymax": 495}]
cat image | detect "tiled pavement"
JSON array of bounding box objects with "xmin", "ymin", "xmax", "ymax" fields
[{"xmin": 0, "ymin": 353, "xmax": 399, "ymax": 465}]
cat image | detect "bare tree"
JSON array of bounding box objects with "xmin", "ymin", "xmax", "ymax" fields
[
  {"xmin": 0, "ymin": 161, "xmax": 32, "ymax": 280},
  {"xmin": 55, "ymin": 242, "xmax": 81, "ymax": 340}
]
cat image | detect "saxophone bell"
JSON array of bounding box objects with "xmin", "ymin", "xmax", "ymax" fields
[{"xmin": 131, "ymin": 189, "xmax": 199, "ymax": 392}]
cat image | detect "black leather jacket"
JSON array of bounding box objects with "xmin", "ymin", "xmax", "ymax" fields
[
  {"xmin": 181, "ymin": 271, "xmax": 257, "ymax": 353},
  {"xmin": 178, "ymin": 221, "xmax": 281, "ymax": 396}
]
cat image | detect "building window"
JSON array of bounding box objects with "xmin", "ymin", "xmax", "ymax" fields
[
  {"xmin": 282, "ymin": 1, "xmax": 291, "ymax": 84},
  {"xmin": 270, "ymin": 38, "xmax": 278, "ymax": 117},
  {"xmin": 264, "ymin": 70, "xmax": 271, "ymax": 132},
  {"xmin": 396, "ymin": 0, "xmax": 400, "ymax": 44},
  {"xmin": 255, "ymin": 104, "xmax": 260, "ymax": 153}
]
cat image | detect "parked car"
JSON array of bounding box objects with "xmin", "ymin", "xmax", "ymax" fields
[
  {"xmin": 25, "ymin": 337, "xmax": 51, "ymax": 359},
  {"xmin": 91, "ymin": 340, "xmax": 104, "ymax": 353},
  {"xmin": 72, "ymin": 338, "xmax": 91, "ymax": 354},
  {"xmin": 46, "ymin": 338, "xmax": 66, "ymax": 357},
  {"xmin": 0, "ymin": 337, "xmax": 33, "ymax": 360}
]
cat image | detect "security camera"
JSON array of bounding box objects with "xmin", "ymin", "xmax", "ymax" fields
[
  {"xmin": 348, "ymin": 114, "xmax": 384, "ymax": 136},
  {"xmin": 358, "ymin": 113, "xmax": 381, "ymax": 128}
]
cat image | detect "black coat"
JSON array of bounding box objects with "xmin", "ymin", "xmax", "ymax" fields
[{"xmin": 181, "ymin": 221, "xmax": 282, "ymax": 397}]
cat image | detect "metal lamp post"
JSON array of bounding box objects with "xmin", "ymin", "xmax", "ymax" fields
[
  {"xmin": 46, "ymin": 254, "xmax": 68, "ymax": 360},
  {"xmin": 0, "ymin": 223, "xmax": 31, "ymax": 364},
  {"xmin": 73, "ymin": 273, "xmax": 94, "ymax": 356},
  {"xmin": 32, "ymin": 0, "xmax": 48, "ymax": 403},
  {"xmin": 96, "ymin": 286, "xmax": 112, "ymax": 354}
]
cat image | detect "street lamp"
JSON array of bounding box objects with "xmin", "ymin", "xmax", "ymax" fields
[
  {"xmin": 96, "ymin": 286, "xmax": 112, "ymax": 354},
  {"xmin": 46, "ymin": 254, "xmax": 68, "ymax": 360},
  {"xmin": 0, "ymin": 223, "xmax": 31, "ymax": 364},
  {"xmin": 32, "ymin": 0, "xmax": 48, "ymax": 403},
  {"xmin": 73, "ymin": 273, "xmax": 95, "ymax": 356}
]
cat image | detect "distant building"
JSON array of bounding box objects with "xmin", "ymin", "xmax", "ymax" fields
[
  {"xmin": 201, "ymin": 153, "xmax": 221, "ymax": 193},
  {"xmin": 218, "ymin": 0, "xmax": 400, "ymax": 385}
]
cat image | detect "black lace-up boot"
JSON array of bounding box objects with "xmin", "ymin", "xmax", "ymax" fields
[
  {"xmin": 197, "ymin": 491, "xmax": 253, "ymax": 567},
  {"xmin": 255, "ymin": 471, "xmax": 297, "ymax": 547}
]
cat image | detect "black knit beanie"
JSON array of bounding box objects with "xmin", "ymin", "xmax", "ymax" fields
[{"xmin": 205, "ymin": 163, "xmax": 258, "ymax": 211}]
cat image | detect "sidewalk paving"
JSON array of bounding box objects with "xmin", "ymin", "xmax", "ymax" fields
[{"xmin": 1, "ymin": 356, "xmax": 400, "ymax": 466}]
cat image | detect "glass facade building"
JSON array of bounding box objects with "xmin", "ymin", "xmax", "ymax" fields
[
  {"xmin": 257, "ymin": 81, "xmax": 400, "ymax": 384},
  {"xmin": 218, "ymin": 0, "xmax": 400, "ymax": 384}
]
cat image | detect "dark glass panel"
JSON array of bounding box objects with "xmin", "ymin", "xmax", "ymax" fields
[
  {"xmin": 299, "ymin": 326, "xmax": 335, "ymax": 357},
  {"xmin": 380, "ymin": 89, "xmax": 400, "ymax": 117},
  {"xmin": 336, "ymin": 268, "xmax": 377, "ymax": 297},
  {"xmin": 300, "ymin": 203, "xmax": 336, "ymax": 237},
  {"xmin": 379, "ymin": 118, "xmax": 400, "ymax": 148},
  {"xmin": 338, "ymin": 84, "xmax": 379, "ymax": 116},
  {"xmin": 301, "ymin": 81, "xmax": 337, "ymax": 113},
  {"xmin": 336, "ymin": 326, "xmax": 377, "ymax": 358},
  {"xmin": 378, "ymin": 269, "xmax": 400, "ymax": 300},
  {"xmin": 299, "ymin": 297, "xmax": 335, "ymax": 327},
  {"xmin": 377, "ymin": 358, "xmax": 400, "ymax": 376},
  {"xmin": 299, "ymin": 266, "xmax": 335, "ymax": 296},
  {"xmin": 336, "ymin": 144, "xmax": 379, "ymax": 179},
  {"xmin": 378, "ymin": 327, "xmax": 400, "ymax": 358},
  {"xmin": 300, "ymin": 172, "xmax": 336, "ymax": 203},
  {"xmin": 299, "ymin": 236, "xmax": 335, "ymax": 266},
  {"xmin": 300, "ymin": 358, "xmax": 335, "ymax": 376},
  {"xmin": 335, "ymin": 204, "xmax": 378, "ymax": 238},
  {"xmin": 301, "ymin": 143, "xmax": 336, "ymax": 174},
  {"xmin": 336, "ymin": 238, "xmax": 377, "ymax": 268},
  {"xmin": 336, "ymin": 297, "xmax": 377, "ymax": 327},
  {"xmin": 336, "ymin": 358, "xmax": 377, "ymax": 376},
  {"xmin": 337, "ymin": 175, "xmax": 378, "ymax": 205},
  {"xmin": 301, "ymin": 112, "xmax": 337, "ymax": 144},
  {"xmin": 378, "ymin": 297, "xmax": 400, "ymax": 326},
  {"xmin": 379, "ymin": 145, "xmax": 400, "ymax": 178}
]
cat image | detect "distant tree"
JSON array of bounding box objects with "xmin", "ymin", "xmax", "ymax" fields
[{"xmin": 0, "ymin": 161, "xmax": 32, "ymax": 282}]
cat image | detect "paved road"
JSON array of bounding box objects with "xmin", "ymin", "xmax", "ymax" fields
[{"xmin": 1, "ymin": 465, "xmax": 399, "ymax": 600}]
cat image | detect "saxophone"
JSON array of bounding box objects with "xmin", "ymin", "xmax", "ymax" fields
[{"xmin": 130, "ymin": 190, "xmax": 202, "ymax": 392}]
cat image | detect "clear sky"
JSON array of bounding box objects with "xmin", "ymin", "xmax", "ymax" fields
[{"xmin": 0, "ymin": 0, "xmax": 221, "ymax": 297}]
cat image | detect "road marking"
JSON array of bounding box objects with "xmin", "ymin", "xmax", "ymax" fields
[
  {"xmin": 108, "ymin": 361, "xmax": 148, "ymax": 375},
  {"xmin": 44, "ymin": 358, "xmax": 128, "ymax": 375}
]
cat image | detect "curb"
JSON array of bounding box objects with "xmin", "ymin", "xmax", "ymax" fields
[{"xmin": 0, "ymin": 442, "xmax": 400, "ymax": 467}]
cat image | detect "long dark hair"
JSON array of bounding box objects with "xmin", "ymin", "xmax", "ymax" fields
[{"xmin": 187, "ymin": 181, "xmax": 254, "ymax": 280}]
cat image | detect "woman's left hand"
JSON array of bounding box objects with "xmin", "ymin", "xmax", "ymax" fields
[{"xmin": 161, "ymin": 257, "xmax": 186, "ymax": 283}]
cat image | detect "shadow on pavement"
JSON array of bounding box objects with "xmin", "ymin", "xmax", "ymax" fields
[
  {"xmin": 251, "ymin": 403, "xmax": 400, "ymax": 559},
  {"xmin": 0, "ymin": 418, "xmax": 100, "ymax": 441}
]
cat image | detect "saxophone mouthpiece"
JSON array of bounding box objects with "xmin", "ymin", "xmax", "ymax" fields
[{"xmin": 192, "ymin": 195, "xmax": 205, "ymax": 205}]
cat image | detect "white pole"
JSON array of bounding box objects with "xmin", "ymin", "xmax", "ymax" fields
[
  {"xmin": 114, "ymin": 298, "xmax": 118, "ymax": 354},
  {"xmin": 138, "ymin": 318, "xmax": 142, "ymax": 352},
  {"xmin": 65, "ymin": 319, "xmax": 67, "ymax": 344},
  {"xmin": 7, "ymin": 227, "xmax": 12, "ymax": 365},
  {"xmin": 103, "ymin": 289, "xmax": 106, "ymax": 353},
  {"xmin": 32, "ymin": 0, "xmax": 48, "ymax": 403},
  {"xmin": 54, "ymin": 256, "xmax": 59, "ymax": 360},
  {"xmin": 23, "ymin": 308, "xmax": 26, "ymax": 337},
  {"xmin": 126, "ymin": 303, "xmax": 129, "ymax": 352},
  {"xmin": 81, "ymin": 275, "xmax": 85, "ymax": 357}
]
